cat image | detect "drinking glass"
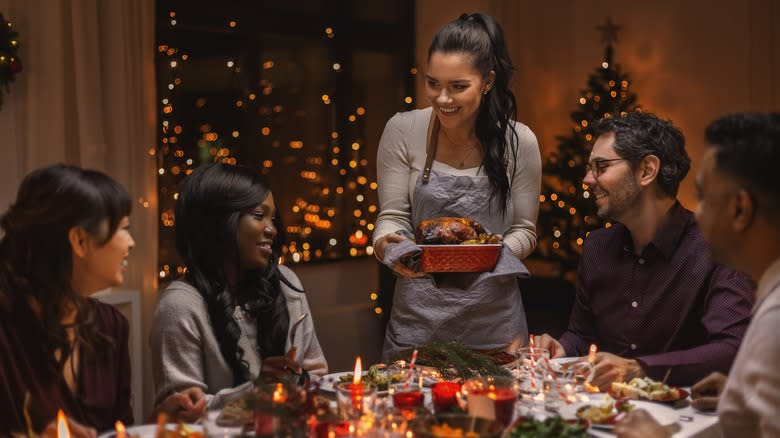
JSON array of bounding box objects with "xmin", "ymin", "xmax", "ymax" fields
[
  {"xmin": 431, "ymin": 381, "xmax": 462, "ymax": 414},
  {"xmin": 389, "ymin": 381, "xmax": 425, "ymax": 419},
  {"xmin": 461, "ymin": 376, "xmax": 518, "ymax": 427},
  {"xmin": 515, "ymin": 347, "xmax": 550, "ymax": 403}
]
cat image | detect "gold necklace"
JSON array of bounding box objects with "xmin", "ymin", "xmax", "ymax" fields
[{"xmin": 442, "ymin": 130, "xmax": 481, "ymax": 168}]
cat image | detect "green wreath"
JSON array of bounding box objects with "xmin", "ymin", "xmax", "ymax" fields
[{"xmin": 0, "ymin": 13, "xmax": 22, "ymax": 109}]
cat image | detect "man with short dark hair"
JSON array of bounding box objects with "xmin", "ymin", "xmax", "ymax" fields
[
  {"xmin": 616, "ymin": 113, "xmax": 780, "ymax": 437},
  {"xmin": 535, "ymin": 111, "xmax": 754, "ymax": 390}
]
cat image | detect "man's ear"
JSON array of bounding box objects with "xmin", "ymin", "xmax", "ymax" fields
[
  {"xmin": 68, "ymin": 226, "xmax": 90, "ymax": 258},
  {"xmin": 732, "ymin": 189, "xmax": 755, "ymax": 232},
  {"xmin": 638, "ymin": 154, "xmax": 660, "ymax": 187}
]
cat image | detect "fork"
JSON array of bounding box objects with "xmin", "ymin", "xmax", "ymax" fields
[{"xmin": 289, "ymin": 313, "xmax": 308, "ymax": 346}]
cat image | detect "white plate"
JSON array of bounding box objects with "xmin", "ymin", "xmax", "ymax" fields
[
  {"xmin": 558, "ymin": 396, "xmax": 679, "ymax": 430},
  {"xmin": 319, "ymin": 371, "xmax": 367, "ymax": 393},
  {"xmin": 98, "ymin": 424, "xmax": 203, "ymax": 438},
  {"xmin": 319, "ymin": 371, "xmax": 434, "ymax": 395}
]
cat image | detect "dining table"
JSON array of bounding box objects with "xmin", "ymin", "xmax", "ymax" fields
[{"xmin": 317, "ymin": 374, "xmax": 720, "ymax": 438}]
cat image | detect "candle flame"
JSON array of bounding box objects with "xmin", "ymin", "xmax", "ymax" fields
[
  {"xmin": 56, "ymin": 410, "xmax": 70, "ymax": 438},
  {"xmin": 272, "ymin": 382, "xmax": 288, "ymax": 403},
  {"xmin": 353, "ymin": 356, "xmax": 362, "ymax": 384},
  {"xmin": 588, "ymin": 344, "xmax": 598, "ymax": 363},
  {"xmin": 115, "ymin": 421, "xmax": 126, "ymax": 438}
]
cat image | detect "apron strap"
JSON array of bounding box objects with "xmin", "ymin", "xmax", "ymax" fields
[{"xmin": 422, "ymin": 110, "xmax": 439, "ymax": 183}]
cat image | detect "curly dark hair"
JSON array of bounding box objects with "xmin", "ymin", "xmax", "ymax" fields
[
  {"xmin": 0, "ymin": 164, "xmax": 131, "ymax": 378},
  {"xmin": 174, "ymin": 163, "xmax": 300, "ymax": 385},
  {"xmin": 594, "ymin": 111, "xmax": 690, "ymax": 197},
  {"xmin": 428, "ymin": 12, "xmax": 519, "ymax": 214},
  {"xmin": 705, "ymin": 112, "xmax": 780, "ymax": 217}
]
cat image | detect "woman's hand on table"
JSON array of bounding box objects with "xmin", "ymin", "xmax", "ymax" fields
[
  {"xmin": 614, "ymin": 409, "xmax": 672, "ymax": 438},
  {"xmin": 533, "ymin": 333, "xmax": 566, "ymax": 358},
  {"xmin": 691, "ymin": 371, "xmax": 727, "ymax": 411},
  {"xmin": 156, "ymin": 386, "xmax": 206, "ymax": 423},
  {"xmin": 41, "ymin": 417, "xmax": 97, "ymax": 438},
  {"xmin": 374, "ymin": 233, "xmax": 425, "ymax": 279},
  {"xmin": 589, "ymin": 352, "xmax": 644, "ymax": 391}
]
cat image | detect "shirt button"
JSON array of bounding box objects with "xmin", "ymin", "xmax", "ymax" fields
[
  {"xmin": 631, "ymin": 344, "xmax": 637, "ymax": 350},
  {"xmin": 632, "ymin": 301, "xmax": 638, "ymax": 308},
  {"xmin": 638, "ymin": 258, "xmax": 645, "ymax": 264}
]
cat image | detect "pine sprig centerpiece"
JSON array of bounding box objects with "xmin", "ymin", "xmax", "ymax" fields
[
  {"xmin": 0, "ymin": 13, "xmax": 22, "ymax": 110},
  {"xmin": 395, "ymin": 340, "xmax": 510, "ymax": 380}
]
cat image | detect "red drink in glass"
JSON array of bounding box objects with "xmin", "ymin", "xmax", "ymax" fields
[
  {"xmin": 393, "ymin": 390, "xmax": 424, "ymax": 410},
  {"xmin": 432, "ymin": 382, "xmax": 461, "ymax": 413},
  {"xmin": 489, "ymin": 388, "xmax": 516, "ymax": 427},
  {"xmin": 464, "ymin": 376, "xmax": 517, "ymax": 427}
]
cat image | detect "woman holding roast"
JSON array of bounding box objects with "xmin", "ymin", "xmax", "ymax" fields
[{"xmin": 373, "ymin": 13, "xmax": 541, "ymax": 360}]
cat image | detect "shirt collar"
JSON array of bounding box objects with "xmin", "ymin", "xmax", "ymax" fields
[{"xmin": 619, "ymin": 201, "xmax": 690, "ymax": 259}]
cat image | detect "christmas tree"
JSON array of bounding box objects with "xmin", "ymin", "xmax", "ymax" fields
[{"xmin": 533, "ymin": 18, "xmax": 639, "ymax": 278}]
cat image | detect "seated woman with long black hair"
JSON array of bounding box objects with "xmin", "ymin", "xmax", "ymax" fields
[
  {"xmin": 151, "ymin": 163, "xmax": 328, "ymax": 421},
  {"xmin": 0, "ymin": 164, "xmax": 135, "ymax": 436}
]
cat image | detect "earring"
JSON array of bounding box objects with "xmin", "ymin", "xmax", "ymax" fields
[{"xmin": 483, "ymin": 89, "xmax": 489, "ymax": 95}]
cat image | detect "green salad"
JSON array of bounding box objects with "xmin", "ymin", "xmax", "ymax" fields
[
  {"xmin": 338, "ymin": 364, "xmax": 404, "ymax": 391},
  {"xmin": 504, "ymin": 416, "xmax": 588, "ymax": 438}
]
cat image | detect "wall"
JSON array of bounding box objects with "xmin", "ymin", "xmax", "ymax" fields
[
  {"xmin": 416, "ymin": 0, "xmax": 780, "ymax": 207},
  {"xmin": 292, "ymin": 257, "xmax": 384, "ymax": 372}
]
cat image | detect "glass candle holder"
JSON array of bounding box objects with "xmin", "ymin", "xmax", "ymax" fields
[{"xmin": 335, "ymin": 381, "xmax": 377, "ymax": 421}]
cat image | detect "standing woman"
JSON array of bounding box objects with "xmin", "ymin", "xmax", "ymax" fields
[
  {"xmin": 373, "ymin": 13, "xmax": 541, "ymax": 359},
  {"xmin": 0, "ymin": 165, "xmax": 135, "ymax": 436},
  {"xmin": 151, "ymin": 163, "xmax": 327, "ymax": 420}
]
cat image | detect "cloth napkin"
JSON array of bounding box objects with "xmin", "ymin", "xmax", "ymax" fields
[{"xmin": 381, "ymin": 230, "xmax": 422, "ymax": 271}]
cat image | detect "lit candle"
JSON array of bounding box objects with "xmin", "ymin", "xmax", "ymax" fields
[
  {"xmin": 115, "ymin": 421, "xmax": 126, "ymax": 438},
  {"xmin": 56, "ymin": 410, "xmax": 70, "ymax": 438},
  {"xmin": 351, "ymin": 356, "xmax": 364, "ymax": 412},
  {"xmin": 272, "ymin": 383, "xmax": 288, "ymax": 404},
  {"xmin": 588, "ymin": 344, "xmax": 598, "ymax": 364}
]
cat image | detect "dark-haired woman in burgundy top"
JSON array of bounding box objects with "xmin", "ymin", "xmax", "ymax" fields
[{"xmin": 0, "ymin": 164, "xmax": 135, "ymax": 437}]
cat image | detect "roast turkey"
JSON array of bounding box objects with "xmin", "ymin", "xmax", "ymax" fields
[{"xmin": 415, "ymin": 217, "xmax": 499, "ymax": 244}]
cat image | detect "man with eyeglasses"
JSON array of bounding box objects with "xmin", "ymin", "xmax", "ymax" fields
[{"xmin": 535, "ymin": 111, "xmax": 754, "ymax": 390}]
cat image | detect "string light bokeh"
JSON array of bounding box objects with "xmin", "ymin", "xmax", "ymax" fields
[{"xmin": 154, "ymin": 3, "xmax": 414, "ymax": 318}]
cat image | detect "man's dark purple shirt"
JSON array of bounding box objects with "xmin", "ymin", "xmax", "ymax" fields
[{"xmin": 559, "ymin": 202, "xmax": 755, "ymax": 386}]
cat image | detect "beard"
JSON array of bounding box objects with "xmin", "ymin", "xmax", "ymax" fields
[{"xmin": 595, "ymin": 172, "xmax": 642, "ymax": 221}]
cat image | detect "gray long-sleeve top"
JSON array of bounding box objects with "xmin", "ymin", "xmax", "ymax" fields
[{"xmin": 150, "ymin": 265, "xmax": 328, "ymax": 409}]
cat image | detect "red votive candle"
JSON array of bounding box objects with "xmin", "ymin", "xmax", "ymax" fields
[
  {"xmin": 432, "ymin": 381, "xmax": 462, "ymax": 414},
  {"xmin": 349, "ymin": 382, "xmax": 364, "ymax": 412},
  {"xmin": 254, "ymin": 412, "xmax": 278, "ymax": 436}
]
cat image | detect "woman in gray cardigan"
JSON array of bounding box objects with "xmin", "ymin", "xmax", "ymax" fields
[{"xmin": 151, "ymin": 163, "xmax": 327, "ymax": 420}]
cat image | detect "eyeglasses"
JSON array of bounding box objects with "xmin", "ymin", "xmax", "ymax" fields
[{"xmin": 585, "ymin": 158, "xmax": 627, "ymax": 179}]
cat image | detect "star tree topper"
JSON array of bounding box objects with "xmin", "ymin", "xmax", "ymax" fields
[{"xmin": 597, "ymin": 17, "xmax": 622, "ymax": 45}]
